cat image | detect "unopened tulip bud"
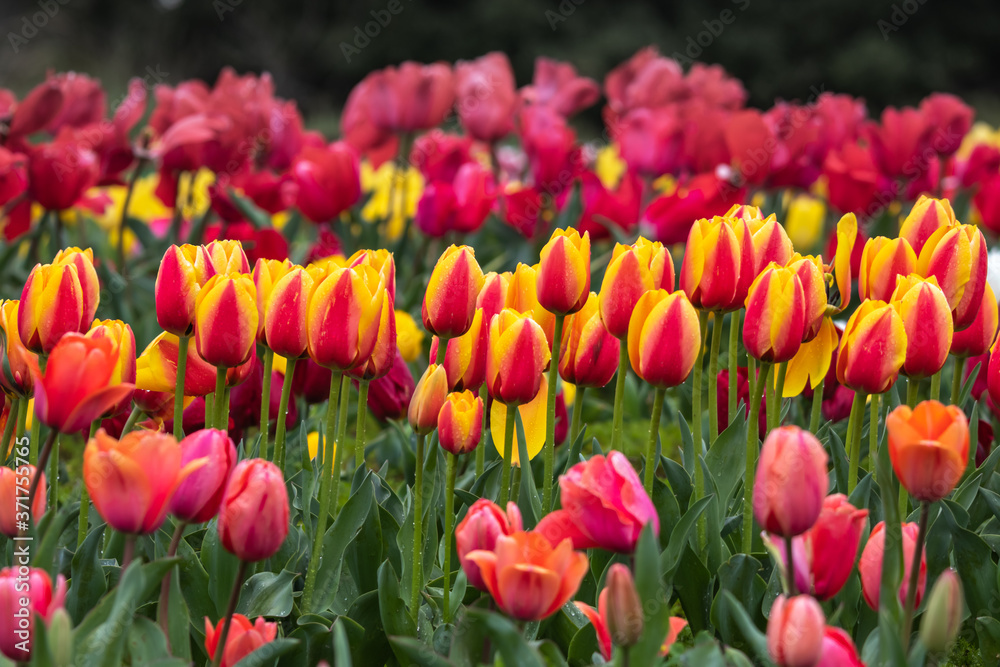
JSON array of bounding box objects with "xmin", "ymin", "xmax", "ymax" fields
[
  {"xmin": 918, "ymin": 222, "xmax": 988, "ymax": 331},
  {"xmin": 600, "ymin": 564, "xmax": 643, "ymax": 647},
  {"xmin": 890, "ymin": 274, "xmax": 953, "ymax": 379},
  {"xmin": 921, "ymin": 569, "xmax": 963, "ymax": 653},
  {"xmin": 156, "ymin": 244, "xmax": 212, "ymax": 336},
  {"xmin": 787, "ymin": 256, "xmax": 828, "ymax": 342},
  {"xmin": 598, "ymin": 237, "xmax": 674, "ymax": 339},
  {"xmin": 263, "ymin": 266, "xmax": 315, "ymax": 359},
  {"xmin": 836, "ymin": 299, "xmax": 907, "ymax": 394},
  {"xmin": 858, "ymin": 236, "xmax": 917, "ymax": 302},
  {"xmin": 766, "ymin": 594, "xmax": 825, "ymax": 667},
  {"xmin": 743, "ymin": 264, "xmax": 806, "ymax": 363},
  {"xmin": 859, "ymin": 521, "xmax": 927, "ymax": 610},
  {"xmin": 537, "ymin": 228, "xmax": 591, "ymax": 315},
  {"xmin": 680, "ymin": 216, "xmax": 741, "ymax": 311},
  {"xmin": 47, "ymin": 608, "xmax": 73, "ymax": 667},
  {"xmin": 408, "ymin": 364, "xmax": 449, "ymax": 434},
  {"xmin": 486, "ymin": 309, "xmax": 551, "ymax": 406},
  {"xmin": 437, "ymin": 391, "xmax": 483, "ymax": 455},
  {"xmin": 559, "ymin": 293, "xmax": 620, "ymax": 389},
  {"xmin": 194, "ymin": 273, "xmax": 258, "ymax": 368},
  {"xmin": 627, "ymin": 289, "xmax": 700, "ymax": 388},
  {"xmin": 422, "ymin": 245, "xmax": 485, "ymax": 339},
  {"xmin": 307, "ymin": 264, "xmax": 388, "ymax": 371},
  {"xmin": 754, "ymin": 426, "xmax": 829, "ymax": 537},
  {"xmin": 252, "ymin": 258, "xmax": 294, "ymax": 344},
  {"xmin": 218, "ymin": 459, "xmax": 289, "ymax": 561},
  {"xmin": 170, "ymin": 429, "xmax": 238, "ymax": 523},
  {"xmin": 900, "ymin": 195, "xmax": 956, "ymax": 255}
]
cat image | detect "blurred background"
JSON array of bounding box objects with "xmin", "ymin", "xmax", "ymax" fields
[{"xmin": 3, "ymin": 0, "xmax": 999, "ymax": 133}]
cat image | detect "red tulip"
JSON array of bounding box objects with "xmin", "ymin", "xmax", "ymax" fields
[
  {"xmin": 368, "ymin": 61, "xmax": 455, "ymax": 133},
  {"xmin": 218, "ymin": 459, "xmax": 289, "ymax": 561},
  {"xmin": 920, "ymin": 93, "xmax": 973, "ymax": 156},
  {"xmin": 204, "ymin": 614, "xmax": 278, "ymax": 667},
  {"xmin": 170, "ymin": 429, "xmax": 237, "ymax": 523},
  {"xmin": 753, "ymin": 426, "xmax": 829, "ymax": 537},
  {"xmin": 867, "ymin": 106, "xmax": 931, "ymax": 178},
  {"xmin": 0, "ymin": 567, "xmax": 67, "ymax": 662},
  {"xmin": 414, "ymin": 162, "xmax": 496, "ymax": 237},
  {"xmin": 520, "ymin": 57, "xmax": 600, "ymax": 117},
  {"xmin": 454, "ymin": 52, "xmax": 517, "ymax": 143},
  {"xmin": 816, "ymin": 627, "xmax": 864, "ymax": 667},
  {"xmin": 0, "ymin": 466, "xmax": 44, "ymax": 537},
  {"xmin": 823, "ymin": 141, "xmax": 880, "ymax": 215},
  {"xmin": 292, "ymin": 142, "xmax": 361, "ymax": 223},
  {"xmin": 27, "ymin": 129, "xmax": 100, "ymax": 210},
  {"xmin": 859, "ymin": 521, "xmax": 927, "ymax": 610}
]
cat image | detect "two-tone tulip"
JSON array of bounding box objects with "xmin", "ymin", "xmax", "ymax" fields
[
  {"xmin": 251, "ymin": 258, "xmax": 294, "ymax": 344},
  {"xmin": 899, "ymin": 195, "xmax": 956, "ymax": 255},
  {"xmin": 169, "ymin": 428, "xmax": 238, "ymax": 523},
  {"xmin": 917, "ymin": 222, "xmax": 988, "ymax": 331},
  {"xmin": 598, "ymin": 237, "xmax": 674, "ymax": 339},
  {"xmin": 136, "ymin": 331, "xmax": 221, "ymax": 397},
  {"xmin": 951, "ymin": 283, "xmax": 998, "ymax": 358},
  {"xmin": 203, "ymin": 239, "xmax": 250, "ymax": 275},
  {"xmin": 156, "ymin": 245, "xmax": 213, "ymax": 336},
  {"xmin": 723, "ymin": 212, "xmax": 757, "ymax": 306},
  {"xmin": 486, "ymin": 309, "xmax": 551, "ymax": 406},
  {"xmin": 859, "ymin": 521, "xmax": 927, "ymax": 610},
  {"xmin": 346, "ymin": 287, "xmax": 396, "ymax": 381},
  {"xmin": 478, "ymin": 271, "xmax": 511, "ymax": 321},
  {"xmin": 754, "ymin": 426, "xmax": 829, "ymax": 537},
  {"xmin": 437, "ymin": 390, "xmax": 483, "ymax": 455},
  {"xmin": 307, "ymin": 263, "xmax": 388, "ymax": 371},
  {"xmin": 18, "ymin": 263, "xmax": 84, "ymax": 354},
  {"xmin": 858, "ymin": 236, "xmax": 917, "ymax": 302},
  {"xmin": 536, "ymin": 228, "xmax": 591, "ymax": 315},
  {"xmin": 559, "ymin": 293, "xmax": 620, "ymax": 389},
  {"xmin": 217, "ymin": 459, "xmax": 289, "ymax": 561},
  {"xmin": 890, "ymin": 275, "xmax": 953, "ymax": 379},
  {"xmin": 743, "ymin": 264, "xmax": 806, "ymax": 363},
  {"xmin": 887, "ymin": 400, "xmax": 969, "ymax": 502},
  {"xmin": 84, "ymin": 429, "xmax": 204, "ymax": 534},
  {"xmin": 52, "ymin": 248, "xmax": 99, "ymax": 326},
  {"xmin": 680, "ymin": 216, "xmax": 741, "ymax": 311},
  {"xmin": 421, "ymin": 245, "xmax": 485, "ymax": 339},
  {"xmin": 626, "ymin": 290, "xmax": 700, "ymax": 388},
  {"xmin": 0, "ymin": 300, "xmax": 36, "ymax": 397},
  {"xmin": 84, "ymin": 319, "xmax": 136, "ymax": 416},
  {"xmin": 194, "ymin": 273, "xmax": 258, "ymax": 368},
  {"xmin": 348, "ymin": 248, "xmax": 397, "ymax": 303},
  {"xmin": 787, "ymin": 256, "xmax": 828, "ymax": 342},
  {"xmin": 262, "ymin": 266, "xmax": 315, "ymax": 359},
  {"xmin": 747, "ymin": 213, "xmax": 793, "ymax": 276},
  {"xmin": 505, "ymin": 263, "xmax": 556, "ymax": 346},
  {"xmin": 456, "ymin": 499, "xmax": 523, "ymax": 591},
  {"xmin": 836, "ymin": 299, "xmax": 907, "ymax": 394},
  {"xmin": 428, "ymin": 309, "xmax": 488, "ymax": 391},
  {"xmin": 407, "ymin": 363, "xmax": 449, "ymax": 435}
]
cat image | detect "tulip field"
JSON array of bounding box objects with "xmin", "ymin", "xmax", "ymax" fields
[{"xmin": 3, "ymin": 48, "xmax": 1000, "ymax": 667}]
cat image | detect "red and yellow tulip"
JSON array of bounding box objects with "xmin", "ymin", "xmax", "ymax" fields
[
  {"xmin": 421, "ymin": 245, "xmax": 485, "ymax": 339},
  {"xmin": 836, "ymin": 299, "xmax": 907, "ymax": 394},
  {"xmin": 890, "ymin": 274, "xmax": 953, "ymax": 379},
  {"xmin": 951, "ymin": 282, "xmax": 998, "ymax": 358},
  {"xmin": 307, "ymin": 264, "xmax": 387, "ymax": 371},
  {"xmin": 408, "ymin": 363, "xmax": 449, "ymax": 435},
  {"xmin": 438, "ymin": 390, "xmax": 483, "ymax": 456},
  {"xmin": 858, "ymin": 236, "xmax": 917, "ymax": 302},
  {"xmin": 680, "ymin": 216, "xmax": 742, "ymax": 311},
  {"xmin": 252, "ymin": 258, "xmax": 294, "ymax": 345},
  {"xmin": 0, "ymin": 300, "xmax": 36, "ymax": 397},
  {"xmin": 559, "ymin": 293, "xmax": 620, "ymax": 389},
  {"xmin": 627, "ymin": 289, "xmax": 700, "ymax": 388},
  {"xmin": 917, "ymin": 221, "xmax": 988, "ymax": 331},
  {"xmin": 899, "ymin": 195, "xmax": 956, "ymax": 255},
  {"xmin": 486, "ymin": 308, "xmax": 551, "ymax": 406},
  {"xmin": 203, "ymin": 239, "xmax": 250, "ymax": 275},
  {"xmin": 598, "ymin": 237, "xmax": 674, "ymax": 339},
  {"xmin": 505, "ymin": 263, "xmax": 556, "ymax": 346},
  {"xmin": 194, "ymin": 273, "xmax": 258, "ymax": 368},
  {"xmin": 536, "ymin": 228, "xmax": 591, "ymax": 315},
  {"xmin": 429, "ymin": 309, "xmax": 488, "ymax": 392},
  {"xmin": 263, "ymin": 266, "xmax": 315, "ymax": 360},
  {"xmin": 743, "ymin": 264, "xmax": 806, "ymax": 364},
  {"xmin": 156, "ymin": 244, "xmax": 213, "ymax": 337}
]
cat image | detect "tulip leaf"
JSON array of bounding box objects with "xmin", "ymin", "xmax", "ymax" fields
[
  {"xmin": 175, "ymin": 532, "xmax": 214, "ymax": 644},
  {"xmin": 566, "ymin": 625, "xmax": 602, "ymax": 667},
  {"xmin": 652, "ymin": 476, "xmax": 682, "ymax": 549},
  {"xmin": 828, "ymin": 428, "xmax": 849, "ymax": 494},
  {"xmin": 201, "ymin": 519, "xmax": 241, "ymax": 617},
  {"xmin": 710, "ymin": 556, "xmax": 767, "ymax": 654},
  {"xmin": 236, "ymin": 569, "xmax": 297, "ymax": 618},
  {"xmin": 226, "ymin": 188, "xmax": 271, "ymax": 229},
  {"xmin": 124, "ymin": 616, "xmax": 176, "ymax": 666},
  {"xmin": 703, "ymin": 405, "xmax": 747, "ymax": 511},
  {"xmin": 533, "ymin": 640, "xmax": 569, "ymax": 666},
  {"xmin": 64, "ymin": 523, "xmax": 108, "ymax": 624},
  {"xmin": 231, "ymin": 638, "xmax": 300, "ymax": 667},
  {"xmin": 347, "ymin": 494, "xmax": 384, "ymax": 596},
  {"xmin": 976, "ymin": 616, "xmax": 1000, "ymax": 664},
  {"xmin": 347, "ymin": 591, "xmax": 394, "ymax": 667},
  {"xmin": 954, "ymin": 528, "xmax": 995, "ymax": 617},
  {"xmin": 459, "ymin": 609, "xmax": 546, "ymax": 667},
  {"xmin": 388, "ymin": 637, "xmax": 457, "ymax": 667},
  {"xmin": 73, "ymin": 561, "xmax": 146, "ymax": 667},
  {"xmin": 960, "ymin": 362, "xmax": 982, "ymax": 409},
  {"xmin": 675, "ymin": 544, "xmax": 713, "ymax": 635},
  {"xmin": 678, "ymin": 413, "xmax": 694, "ymax": 475},
  {"xmin": 714, "ymin": 590, "xmax": 769, "ymax": 663},
  {"xmin": 631, "ymin": 523, "xmax": 671, "ymax": 666},
  {"xmin": 660, "ymin": 495, "xmax": 713, "ymax": 579},
  {"xmin": 311, "ymin": 473, "xmax": 375, "ymax": 612},
  {"xmin": 34, "ymin": 501, "xmax": 79, "ymax": 578},
  {"xmin": 158, "ymin": 561, "xmax": 192, "ymax": 661},
  {"xmin": 378, "ymin": 561, "xmax": 417, "ymax": 649},
  {"xmin": 547, "ymin": 602, "xmax": 588, "ymax": 654},
  {"xmin": 661, "ymin": 456, "xmax": 693, "ymax": 513},
  {"xmin": 515, "ymin": 410, "xmax": 543, "ymax": 527}
]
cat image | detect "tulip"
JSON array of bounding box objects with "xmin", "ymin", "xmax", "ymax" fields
[
  {"xmin": 536, "ymin": 228, "xmax": 591, "ymax": 316},
  {"xmin": 18, "ymin": 263, "xmax": 84, "ymax": 355},
  {"xmin": 661, "ymin": 617, "xmax": 690, "ymax": 657},
  {"xmin": 489, "ymin": 374, "xmax": 549, "ymax": 465},
  {"xmin": 136, "ymin": 331, "xmax": 227, "ymax": 397},
  {"xmin": 195, "ymin": 273, "xmax": 258, "ymax": 368},
  {"xmin": 816, "ymin": 627, "xmax": 864, "ymax": 667},
  {"xmin": 455, "ymin": 499, "xmax": 523, "ymax": 591},
  {"xmin": 478, "ymin": 271, "xmax": 512, "ymax": 321},
  {"xmin": 598, "ymin": 237, "xmax": 674, "ymax": 339},
  {"xmin": 169, "ymin": 429, "xmax": 237, "ymax": 523},
  {"xmin": 394, "ymin": 311, "xmax": 424, "ymax": 363},
  {"xmin": 408, "ymin": 364, "xmax": 449, "ymax": 435},
  {"xmin": 766, "ymin": 595, "xmax": 825, "ymax": 667},
  {"xmin": 868, "ymin": 105, "xmax": 930, "ymax": 178},
  {"xmin": 574, "ymin": 601, "xmax": 612, "ymax": 662},
  {"xmin": 292, "ymin": 142, "xmax": 362, "ymax": 223},
  {"xmin": 559, "ymin": 293, "xmax": 620, "ymax": 389},
  {"xmin": 464, "ymin": 530, "xmax": 588, "ymax": 621},
  {"xmin": 204, "ymin": 614, "xmax": 278, "ymax": 667},
  {"xmin": 747, "ymin": 214, "xmax": 793, "ymax": 276},
  {"xmin": 787, "ymin": 256, "xmax": 827, "ymax": 342},
  {"xmin": 0, "ymin": 465, "xmax": 44, "ymax": 537},
  {"xmin": 438, "ymin": 391, "xmax": 483, "ymax": 456},
  {"xmin": 364, "ymin": 349, "xmax": 414, "ymax": 421},
  {"xmin": 823, "ymin": 141, "xmax": 879, "ymax": 215},
  {"xmin": 0, "ymin": 567, "xmax": 67, "ymax": 662},
  {"xmin": 858, "ymin": 236, "xmax": 917, "ymax": 302},
  {"xmin": 454, "ymin": 52, "xmax": 517, "ymax": 143},
  {"xmin": 536, "ymin": 451, "xmax": 658, "ymax": 553},
  {"xmin": 743, "ymin": 265, "xmax": 806, "ymax": 364},
  {"xmin": 368, "ymin": 61, "xmax": 455, "ymax": 133},
  {"xmin": 0, "ymin": 300, "xmax": 36, "ymax": 397},
  {"xmin": 859, "ymin": 521, "xmax": 927, "ymax": 610},
  {"xmin": 836, "ymin": 299, "xmax": 907, "ymax": 395},
  {"xmin": 421, "ymin": 245, "xmax": 485, "ymax": 341},
  {"xmin": 627, "ymin": 289, "xmax": 700, "ymax": 388},
  {"xmin": 920, "ymin": 569, "xmax": 963, "ymax": 653},
  {"xmin": 899, "ymin": 195, "xmax": 956, "ymax": 256},
  {"xmin": 307, "ymin": 263, "xmax": 388, "ymax": 371},
  {"xmin": 917, "ymin": 222, "xmax": 988, "ymax": 331},
  {"xmin": 753, "ymin": 426, "xmax": 829, "ymax": 537},
  {"xmin": 218, "ymin": 459, "xmax": 289, "ymax": 562},
  {"xmin": 202, "ymin": 239, "xmax": 250, "ymax": 275},
  {"xmin": 505, "ymin": 263, "xmax": 556, "ymax": 346},
  {"xmin": 252, "ymin": 258, "xmax": 294, "ymax": 344},
  {"xmin": 415, "ymin": 163, "xmax": 497, "ymax": 237},
  {"xmin": 890, "ymin": 275, "xmax": 953, "ymax": 379},
  {"xmin": 27, "ymin": 130, "xmax": 99, "ymax": 210},
  {"xmin": 262, "ymin": 267, "xmax": 315, "ymax": 359},
  {"xmin": 428, "ymin": 309, "xmax": 487, "ymax": 392},
  {"xmin": 486, "ymin": 309, "xmax": 551, "ymax": 407},
  {"xmin": 85, "ymin": 319, "xmax": 137, "ymax": 414},
  {"xmin": 951, "ymin": 283, "xmax": 998, "ymax": 358},
  {"xmin": 156, "ymin": 244, "xmax": 213, "ymax": 336},
  {"xmin": 886, "ymin": 400, "xmax": 969, "ymax": 502},
  {"xmin": 52, "ymin": 248, "xmax": 99, "ymax": 327},
  {"xmin": 766, "ymin": 494, "xmax": 868, "ymax": 600},
  {"xmin": 348, "ymin": 248, "xmax": 397, "ymax": 303},
  {"xmin": 602, "ymin": 563, "xmax": 643, "ymax": 648},
  {"xmin": 680, "ymin": 216, "xmax": 741, "ymax": 311}
]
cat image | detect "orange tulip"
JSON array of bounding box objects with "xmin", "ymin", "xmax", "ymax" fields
[
  {"xmin": 464, "ymin": 530, "xmax": 588, "ymax": 621},
  {"xmin": 408, "ymin": 364, "xmax": 449, "ymax": 435},
  {"xmin": 307, "ymin": 264, "xmax": 388, "ymax": 371},
  {"xmin": 85, "ymin": 319, "xmax": 136, "ymax": 415},
  {"xmin": 917, "ymin": 222, "xmax": 988, "ymax": 331},
  {"xmin": 858, "ymin": 236, "xmax": 917, "ymax": 302},
  {"xmin": 217, "ymin": 459, "xmax": 289, "ymax": 561},
  {"xmin": 559, "ymin": 293, "xmax": 620, "ymax": 389},
  {"xmin": 422, "ymin": 245, "xmax": 485, "ymax": 339},
  {"xmin": 627, "ymin": 289, "xmax": 700, "ymax": 388},
  {"xmin": 195, "ymin": 273, "xmax": 258, "ymax": 368},
  {"xmin": 890, "ymin": 275, "xmax": 953, "ymax": 379},
  {"xmin": 887, "ymin": 400, "xmax": 969, "ymax": 502},
  {"xmin": 348, "ymin": 248, "xmax": 397, "ymax": 303},
  {"xmin": 598, "ymin": 237, "xmax": 674, "ymax": 339},
  {"xmin": 787, "ymin": 256, "xmax": 828, "ymax": 342},
  {"xmin": 743, "ymin": 264, "xmax": 806, "ymax": 363},
  {"xmin": 505, "ymin": 263, "xmax": 556, "ymax": 346},
  {"xmin": 83, "ymin": 429, "xmax": 203, "ymax": 534},
  {"xmin": 951, "ymin": 282, "xmax": 998, "ymax": 358},
  {"xmin": 536, "ymin": 228, "xmax": 591, "ymax": 315},
  {"xmin": 203, "ymin": 239, "xmax": 250, "ymax": 274},
  {"xmin": 204, "ymin": 615, "xmax": 278, "ymax": 667},
  {"xmin": 155, "ymin": 244, "xmax": 214, "ymax": 337},
  {"xmin": 252, "ymin": 258, "xmax": 294, "ymax": 344},
  {"xmin": 680, "ymin": 216, "xmax": 741, "ymax": 311},
  {"xmin": 31, "ymin": 334, "xmax": 133, "ymax": 433},
  {"xmin": 428, "ymin": 309, "xmax": 488, "ymax": 391},
  {"xmin": 437, "ymin": 390, "xmax": 483, "ymax": 455},
  {"xmin": 0, "ymin": 300, "xmax": 36, "ymax": 397},
  {"xmin": 0, "ymin": 466, "xmax": 44, "ymax": 537},
  {"xmin": 18, "ymin": 263, "xmax": 84, "ymax": 355},
  {"xmin": 836, "ymin": 299, "xmax": 907, "ymax": 394},
  {"xmin": 263, "ymin": 266, "xmax": 315, "ymax": 359},
  {"xmin": 899, "ymin": 195, "xmax": 956, "ymax": 255},
  {"xmin": 486, "ymin": 308, "xmax": 551, "ymax": 406}
]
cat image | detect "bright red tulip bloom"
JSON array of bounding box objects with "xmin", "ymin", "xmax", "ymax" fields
[
  {"xmin": 520, "ymin": 57, "xmax": 600, "ymax": 117},
  {"xmin": 218, "ymin": 459, "xmax": 289, "ymax": 562},
  {"xmin": 292, "ymin": 142, "xmax": 361, "ymax": 223},
  {"xmin": 170, "ymin": 428, "xmax": 238, "ymax": 523},
  {"xmin": 920, "ymin": 93, "xmax": 973, "ymax": 156},
  {"xmin": 753, "ymin": 426, "xmax": 829, "ymax": 537},
  {"xmin": 204, "ymin": 614, "xmax": 278, "ymax": 667},
  {"xmin": 823, "ymin": 141, "xmax": 880, "ymax": 215},
  {"xmin": 414, "ymin": 162, "xmax": 497, "ymax": 237},
  {"xmin": 951, "ymin": 283, "xmax": 998, "ymax": 358},
  {"xmin": 368, "ymin": 61, "xmax": 455, "ymax": 133},
  {"xmin": 867, "ymin": 105, "xmax": 931, "ymax": 178},
  {"xmin": 156, "ymin": 244, "xmax": 214, "ymax": 337},
  {"xmin": 859, "ymin": 521, "xmax": 927, "ymax": 610},
  {"xmin": 27, "ymin": 129, "xmax": 99, "ymax": 210},
  {"xmin": 627, "ymin": 289, "xmax": 701, "ymax": 388}
]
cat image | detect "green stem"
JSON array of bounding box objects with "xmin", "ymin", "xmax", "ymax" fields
[
  {"xmin": 443, "ymin": 452, "xmax": 457, "ymax": 622},
  {"xmin": 901, "ymin": 501, "xmax": 930, "ymax": 650},
  {"xmin": 510, "ymin": 466, "xmax": 522, "ymax": 506},
  {"xmin": 173, "ymin": 336, "xmax": 189, "ymax": 439},
  {"xmin": 869, "ymin": 393, "xmax": 881, "ymax": 469},
  {"xmin": 410, "ymin": 432, "xmax": 426, "ymax": 620},
  {"xmin": 273, "ymin": 357, "xmax": 298, "ymax": 474},
  {"xmin": 742, "ymin": 363, "xmax": 770, "ymax": 553},
  {"xmin": 611, "ymin": 342, "xmax": 628, "ymax": 450},
  {"xmin": 15, "ymin": 395, "xmax": 27, "ymax": 441},
  {"xmin": 436, "ymin": 338, "xmax": 448, "ymax": 365},
  {"xmin": 708, "ymin": 313, "xmax": 723, "ymax": 443},
  {"xmin": 78, "ymin": 420, "xmax": 101, "ymax": 546},
  {"xmin": 693, "ymin": 311, "xmax": 708, "ymax": 551},
  {"xmin": 1, "ymin": 397, "xmax": 17, "ymax": 465},
  {"xmin": 355, "ymin": 380, "xmax": 370, "ymax": 468},
  {"xmin": 809, "ymin": 377, "xmax": 825, "ymax": 434},
  {"xmin": 204, "ymin": 392, "xmax": 214, "ymax": 429},
  {"xmin": 121, "ymin": 405, "xmax": 142, "ymax": 435},
  {"xmin": 301, "ymin": 371, "xmax": 342, "ymax": 612},
  {"xmin": 330, "ymin": 374, "xmax": 350, "ymax": 519},
  {"xmin": 569, "ymin": 386, "xmax": 585, "ymax": 445},
  {"xmin": 929, "ymin": 371, "xmax": 941, "ymax": 402},
  {"xmin": 846, "ymin": 391, "xmax": 867, "ymax": 495},
  {"xmin": 210, "ymin": 560, "xmax": 248, "ymax": 667},
  {"xmin": 26, "ymin": 430, "xmax": 56, "ymax": 536},
  {"xmin": 476, "ymin": 385, "xmax": 487, "ymax": 478},
  {"xmin": 542, "ymin": 314, "xmax": 565, "ymax": 513},
  {"xmin": 158, "ymin": 520, "xmax": 186, "ymax": 650},
  {"xmin": 213, "ymin": 366, "xmax": 227, "ymax": 431},
  {"xmin": 729, "ymin": 311, "xmax": 740, "ymax": 423},
  {"xmin": 28, "ymin": 404, "xmax": 41, "ymax": 467},
  {"xmin": 906, "ymin": 378, "xmax": 919, "ymax": 408},
  {"xmin": 644, "ymin": 387, "xmax": 666, "ymax": 494},
  {"xmin": 785, "ymin": 536, "xmax": 796, "ymax": 595},
  {"xmin": 48, "ymin": 433, "xmax": 59, "ymax": 510},
  {"xmin": 498, "ymin": 403, "xmax": 517, "ymax": 506},
  {"xmin": 770, "ymin": 361, "xmax": 787, "ymax": 431},
  {"xmin": 950, "ymin": 357, "xmax": 964, "ymax": 406},
  {"xmin": 259, "ymin": 347, "xmax": 274, "ymax": 459}
]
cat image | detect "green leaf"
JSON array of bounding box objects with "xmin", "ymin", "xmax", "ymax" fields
[
  {"xmin": 566, "ymin": 625, "xmax": 601, "ymax": 667},
  {"xmin": 347, "ymin": 591, "xmax": 394, "ymax": 667},
  {"xmin": 660, "ymin": 495, "xmax": 713, "ymax": 579},
  {"xmin": 158, "ymin": 563, "xmax": 192, "ymax": 662},
  {"xmin": 675, "ymin": 544, "xmax": 713, "ymax": 635},
  {"xmin": 652, "ymin": 476, "xmax": 681, "ymax": 550},
  {"xmin": 388, "ymin": 637, "xmax": 457, "ymax": 667},
  {"xmin": 236, "ymin": 569, "xmax": 297, "ymax": 618},
  {"xmin": 515, "ymin": 411, "xmax": 543, "ymax": 526},
  {"xmin": 715, "ymin": 590, "xmax": 769, "ymax": 663},
  {"xmin": 64, "ymin": 523, "xmax": 108, "ymax": 624},
  {"xmin": 631, "ymin": 523, "xmax": 671, "ymax": 666},
  {"xmin": 704, "ymin": 405, "xmax": 747, "ymax": 510},
  {"xmin": 378, "ymin": 561, "xmax": 417, "ymax": 658},
  {"xmin": 460, "ymin": 609, "xmax": 545, "ymax": 667},
  {"xmin": 332, "ymin": 617, "xmax": 354, "ymax": 667},
  {"xmin": 33, "ymin": 502, "xmax": 79, "ymax": 577},
  {"xmin": 232, "ymin": 638, "xmax": 300, "ymax": 666},
  {"xmin": 73, "ymin": 561, "xmax": 146, "ymax": 667},
  {"xmin": 310, "ymin": 474, "xmax": 375, "ymax": 612},
  {"xmin": 977, "ymin": 616, "xmax": 1000, "ymax": 664},
  {"xmin": 710, "ymin": 554, "xmax": 766, "ymax": 647},
  {"xmin": 202, "ymin": 520, "xmax": 240, "ymax": 617},
  {"xmin": 124, "ymin": 616, "xmax": 175, "ymax": 666},
  {"xmin": 955, "ymin": 528, "xmax": 995, "ymax": 617}
]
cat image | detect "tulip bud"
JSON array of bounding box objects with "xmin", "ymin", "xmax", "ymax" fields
[
  {"xmin": 0, "ymin": 300, "xmax": 36, "ymax": 397},
  {"xmin": 627, "ymin": 289, "xmax": 700, "ymax": 388},
  {"xmin": 18, "ymin": 263, "xmax": 84, "ymax": 354},
  {"xmin": 858, "ymin": 236, "xmax": 917, "ymax": 302},
  {"xmin": 408, "ymin": 364, "xmax": 449, "ymax": 434},
  {"xmin": 252, "ymin": 258, "xmax": 294, "ymax": 344},
  {"xmin": 156, "ymin": 244, "xmax": 212, "ymax": 336},
  {"xmin": 194, "ymin": 273, "xmax": 258, "ymax": 368},
  {"xmin": 559, "ymin": 293, "xmax": 620, "ymax": 389},
  {"xmin": 505, "ymin": 263, "xmax": 556, "ymax": 347},
  {"xmin": 437, "ymin": 390, "xmax": 483, "ymax": 455},
  {"xmin": 537, "ymin": 228, "xmax": 591, "ymax": 315},
  {"xmin": 816, "ymin": 627, "xmax": 864, "ymax": 667},
  {"xmin": 477, "ymin": 271, "xmax": 511, "ymax": 320},
  {"xmin": 429, "ymin": 309, "xmax": 487, "ymax": 391},
  {"xmin": 890, "ymin": 274, "xmax": 953, "ymax": 379},
  {"xmin": 365, "ymin": 350, "xmax": 414, "ymax": 421},
  {"xmin": 952, "ymin": 282, "xmax": 998, "ymax": 358},
  {"xmin": 899, "ymin": 195, "xmax": 956, "ymax": 255},
  {"xmin": 308, "ymin": 264, "xmax": 389, "ymax": 371},
  {"xmin": 918, "ymin": 222, "xmax": 988, "ymax": 331},
  {"xmin": 0, "ymin": 465, "xmax": 44, "ymax": 537},
  {"xmin": 859, "ymin": 521, "xmax": 927, "ymax": 610},
  {"xmin": 218, "ymin": 459, "xmax": 290, "ymax": 561},
  {"xmin": 743, "ymin": 264, "xmax": 806, "ymax": 363},
  {"xmin": 887, "ymin": 400, "xmax": 968, "ymax": 502},
  {"xmin": 292, "ymin": 142, "xmax": 362, "ymax": 224},
  {"xmin": 203, "ymin": 239, "xmax": 251, "ymax": 275},
  {"xmin": 204, "ymin": 613, "xmax": 279, "ymax": 667},
  {"xmin": 754, "ymin": 426, "xmax": 829, "ymax": 537},
  {"xmin": 263, "ymin": 266, "xmax": 315, "ymax": 359},
  {"xmin": 600, "ymin": 564, "xmax": 643, "ymax": 647},
  {"xmin": 766, "ymin": 594, "xmax": 825, "ymax": 667},
  {"xmin": 422, "ymin": 245, "xmax": 485, "ymax": 339},
  {"xmin": 486, "ymin": 309, "xmax": 551, "ymax": 406},
  {"xmin": 394, "ymin": 311, "xmax": 424, "ymax": 363},
  {"xmin": 598, "ymin": 237, "xmax": 674, "ymax": 339},
  {"xmin": 456, "ymin": 499, "xmax": 523, "ymax": 590},
  {"xmin": 836, "ymin": 299, "xmax": 907, "ymax": 394},
  {"xmin": 920, "ymin": 569, "xmax": 963, "ymax": 653},
  {"xmin": 346, "ymin": 288, "xmax": 396, "ymax": 381},
  {"xmin": 47, "ymin": 608, "xmax": 73, "ymax": 667},
  {"xmin": 170, "ymin": 429, "xmax": 238, "ymax": 523},
  {"xmin": 787, "ymin": 256, "xmax": 828, "ymax": 342},
  {"xmin": 0, "ymin": 567, "xmax": 67, "ymax": 661},
  {"xmin": 747, "ymin": 213, "xmax": 793, "ymax": 275},
  {"xmin": 348, "ymin": 248, "xmax": 397, "ymax": 303},
  {"xmin": 680, "ymin": 216, "xmax": 741, "ymax": 311}
]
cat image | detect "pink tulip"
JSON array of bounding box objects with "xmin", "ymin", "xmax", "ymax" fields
[
  {"xmin": 816, "ymin": 626, "xmax": 864, "ymax": 667},
  {"xmin": 859, "ymin": 521, "xmax": 927, "ymax": 611},
  {"xmin": 753, "ymin": 426, "xmax": 828, "ymax": 537},
  {"xmin": 0, "ymin": 567, "xmax": 67, "ymax": 661},
  {"xmin": 170, "ymin": 429, "xmax": 237, "ymax": 523},
  {"xmin": 766, "ymin": 594, "xmax": 825, "ymax": 667},
  {"xmin": 455, "ymin": 499, "xmax": 522, "ymax": 591}
]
